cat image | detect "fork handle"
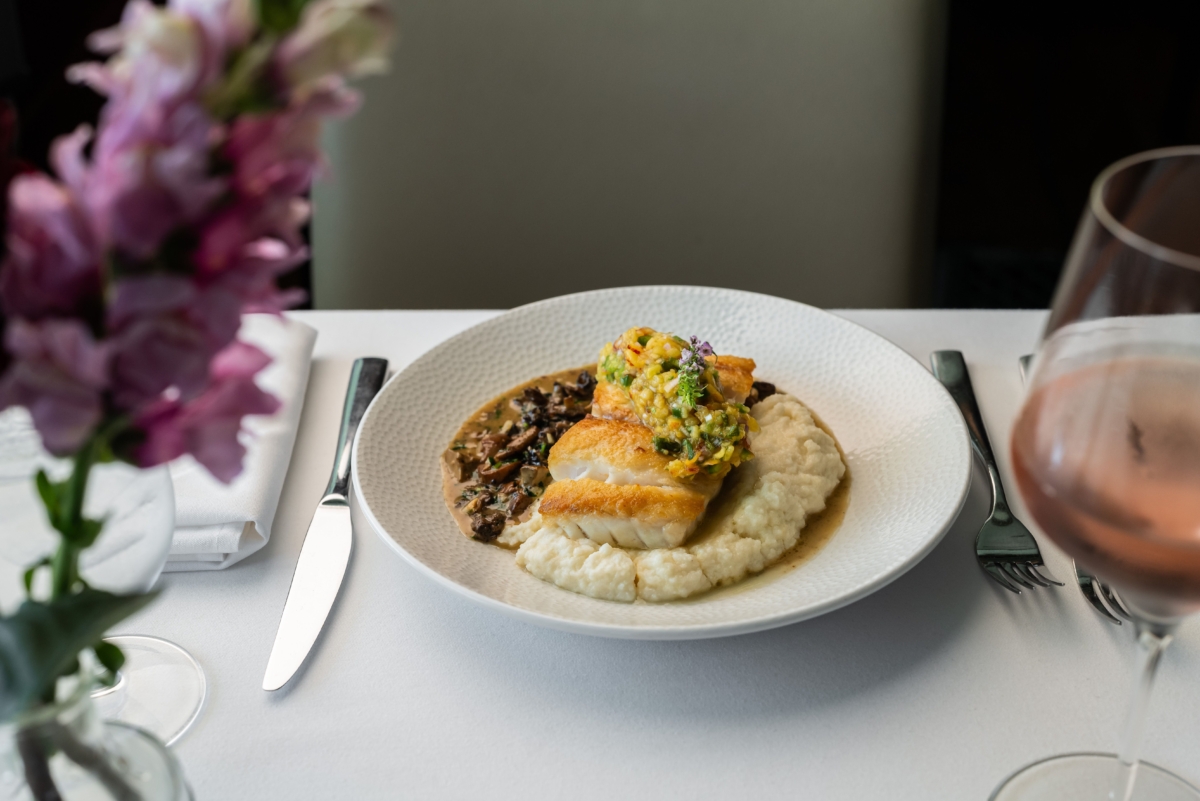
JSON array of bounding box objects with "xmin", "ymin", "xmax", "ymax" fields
[{"xmin": 930, "ymin": 350, "xmax": 1012, "ymax": 514}]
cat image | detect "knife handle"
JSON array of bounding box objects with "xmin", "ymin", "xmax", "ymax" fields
[{"xmin": 325, "ymin": 357, "xmax": 389, "ymax": 499}]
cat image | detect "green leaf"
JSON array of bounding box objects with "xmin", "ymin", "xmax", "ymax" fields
[
  {"xmin": 258, "ymin": 0, "xmax": 311, "ymax": 34},
  {"xmin": 22, "ymin": 558, "xmax": 50, "ymax": 595},
  {"xmin": 92, "ymin": 641, "xmax": 125, "ymax": 675},
  {"xmin": 34, "ymin": 470, "xmax": 61, "ymax": 530},
  {"xmin": 0, "ymin": 590, "xmax": 157, "ymax": 720},
  {"xmin": 203, "ymin": 36, "xmax": 281, "ymax": 120},
  {"xmin": 76, "ymin": 518, "xmax": 105, "ymax": 549}
]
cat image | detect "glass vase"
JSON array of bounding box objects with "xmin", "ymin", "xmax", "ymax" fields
[{"xmin": 0, "ymin": 676, "xmax": 190, "ymax": 800}]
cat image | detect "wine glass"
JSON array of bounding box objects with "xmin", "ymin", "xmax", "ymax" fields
[
  {"xmin": 0, "ymin": 407, "xmax": 207, "ymax": 747},
  {"xmin": 996, "ymin": 146, "xmax": 1200, "ymax": 799}
]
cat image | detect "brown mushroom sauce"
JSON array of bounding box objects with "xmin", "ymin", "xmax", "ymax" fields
[{"xmin": 441, "ymin": 367, "xmax": 596, "ymax": 544}]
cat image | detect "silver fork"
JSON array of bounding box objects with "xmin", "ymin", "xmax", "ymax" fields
[
  {"xmin": 931, "ymin": 350, "xmax": 1062, "ymax": 593},
  {"xmin": 1018, "ymin": 354, "xmax": 1131, "ymax": 623}
]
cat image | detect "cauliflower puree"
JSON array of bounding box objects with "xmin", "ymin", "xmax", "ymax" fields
[{"xmin": 507, "ymin": 393, "xmax": 846, "ymax": 602}]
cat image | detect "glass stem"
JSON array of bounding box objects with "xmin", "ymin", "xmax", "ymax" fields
[{"xmin": 1110, "ymin": 620, "xmax": 1177, "ymax": 801}]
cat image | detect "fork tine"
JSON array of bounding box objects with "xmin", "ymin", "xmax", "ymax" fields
[
  {"xmin": 983, "ymin": 563, "xmax": 1022, "ymax": 594},
  {"xmin": 1075, "ymin": 567, "xmax": 1122, "ymax": 624},
  {"xmin": 1097, "ymin": 582, "xmax": 1133, "ymax": 621},
  {"xmin": 1027, "ymin": 564, "xmax": 1064, "ymax": 586},
  {"xmin": 1015, "ymin": 563, "xmax": 1050, "ymax": 587},
  {"xmin": 1001, "ymin": 562, "xmax": 1036, "ymax": 589}
]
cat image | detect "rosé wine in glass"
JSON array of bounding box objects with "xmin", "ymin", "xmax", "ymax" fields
[
  {"xmin": 1013, "ymin": 355, "xmax": 1200, "ymax": 616},
  {"xmin": 993, "ymin": 145, "xmax": 1200, "ymax": 801}
]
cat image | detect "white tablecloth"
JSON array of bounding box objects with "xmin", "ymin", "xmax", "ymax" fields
[{"xmin": 125, "ymin": 309, "xmax": 1200, "ymax": 800}]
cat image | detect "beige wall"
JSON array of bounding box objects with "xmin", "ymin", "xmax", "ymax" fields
[{"xmin": 312, "ymin": 0, "xmax": 946, "ymax": 310}]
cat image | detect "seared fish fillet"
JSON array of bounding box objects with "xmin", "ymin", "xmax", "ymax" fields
[
  {"xmin": 711, "ymin": 355, "xmax": 756, "ymax": 404},
  {"xmin": 538, "ymin": 479, "xmax": 709, "ymax": 549},
  {"xmin": 549, "ymin": 417, "xmax": 721, "ymax": 496},
  {"xmin": 591, "ymin": 381, "xmax": 641, "ymax": 423},
  {"xmin": 591, "ymin": 354, "xmax": 757, "ymax": 422},
  {"xmin": 542, "ymin": 417, "xmax": 722, "ymax": 548}
]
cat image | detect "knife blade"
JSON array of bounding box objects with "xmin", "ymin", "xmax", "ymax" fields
[{"xmin": 263, "ymin": 357, "xmax": 388, "ymax": 691}]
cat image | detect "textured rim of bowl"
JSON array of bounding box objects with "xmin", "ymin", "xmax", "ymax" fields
[{"xmin": 352, "ymin": 286, "xmax": 972, "ymax": 640}]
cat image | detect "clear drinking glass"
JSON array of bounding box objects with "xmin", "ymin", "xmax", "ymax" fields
[
  {"xmin": 996, "ymin": 147, "xmax": 1200, "ymax": 799},
  {"xmin": 0, "ymin": 409, "xmax": 207, "ymax": 747}
]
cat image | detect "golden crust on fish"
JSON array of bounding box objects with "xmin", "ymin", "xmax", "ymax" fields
[
  {"xmin": 548, "ymin": 417, "xmax": 721, "ymax": 497},
  {"xmin": 712, "ymin": 355, "xmax": 756, "ymax": 403},
  {"xmin": 538, "ymin": 478, "xmax": 709, "ymax": 549},
  {"xmin": 591, "ymin": 381, "xmax": 640, "ymax": 423}
]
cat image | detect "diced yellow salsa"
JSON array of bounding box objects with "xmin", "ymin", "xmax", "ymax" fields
[{"xmin": 597, "ymin": 327, "xmax": 757, "ymax": 479}]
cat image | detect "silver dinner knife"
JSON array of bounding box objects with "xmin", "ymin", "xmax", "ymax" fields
[{"xmin": 263, "ymin": 357, "xmax": 389, "ymax": 691}]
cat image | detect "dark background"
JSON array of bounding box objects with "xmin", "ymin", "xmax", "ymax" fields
[
  {"xmin": 3, "ymin": 0, "xmax": 1200, "ymax": 310},
  {"xmin": 932, "ymin": 0, "xmax": 1200, "ymax": 307}
]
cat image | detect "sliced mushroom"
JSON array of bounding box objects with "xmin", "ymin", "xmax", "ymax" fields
[
  {"xmin": 505, "ymin": 492, "xmax": 532, "ymax": 519},
  {"xmin": 495, "ymin": 426, "xmax": 539, "ymax": 460},
  {"xmin": 442, "ymin": 449, "xmax": 478, "ymax": 482},
  {"xmin": 478, "ymin": 459, "xmax": 521, "ymax": 484},
  {"xmin": 569, "ymin": 371, "xmax": 596, "ymax": 398},
  {"xmin": 519, "ymin": 464, "xmax": 548, "ymax": 489},
  {"xmin": 747, "ymin": 381, "xmax": 777, "ymax": 407},
  {"xmin": 477, "ymin": 432, "xmax": 510, "ymax": 460},
  {"xmin": 469, "ymin": 509, "xmax": 506, "ymax": 542}
]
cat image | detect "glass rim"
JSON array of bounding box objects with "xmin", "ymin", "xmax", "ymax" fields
[{"xmin": 1091, "ymin": 145, "xmax": 1200, "ymax": 272}]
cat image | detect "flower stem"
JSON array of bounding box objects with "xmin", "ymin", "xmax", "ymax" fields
[
  {"xmin": 46, "ymin": 721, "xmax": 141, "ymax": 801},
  {"xmin": 49, "ymin": 438, "xmax": 98, "ymax": 601},
  {"xmin": 16, "ymin": 728, "xmax": 62, "ymax": 801}
]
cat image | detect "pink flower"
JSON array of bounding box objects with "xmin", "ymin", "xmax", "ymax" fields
[
  {"xmin": 275, "ymin": 0, "xmax": 394, "ymax": 99},
  {"xmin": 205, "ymin": 237, "xmax": 308, "ymax": 312},
  {"xmin": 225, "ymin": 82, "xmax": 358, "ymax": 199},
  {"xmin": 170, "ymin": 0, "xmax": 255, "ymax": 62},
  {"xmin": 0, "ymin": 319, "xmax": 109, "ymax": 455},
  {"xmin": 195, "ymin": 195, "xmax": 310, "ymax": 275},
  {"xmin": 86, "ymin": 101, "xmax": 225, "ymax": 259},
  {"xmin": 68, "ymin": 1, "xmax": 206, "ymax": 111},
  {"xmin": 1, "ymin": 174, "xmax": 102, "ymax": 320},
  {"xmin": 133, "ymin": 339, "xmax": 280, "ymax": 482},
  {"xmin": 106, "ymin": 274, "xmax": 242, "ymax": 408}
]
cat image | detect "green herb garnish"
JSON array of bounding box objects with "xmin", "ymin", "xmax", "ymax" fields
[
  {"xmin": 652, "ymin": 437, "xmax": 681, "ymax": 455},
  {"xmin": 676, "ymin": 336, "xmax": 714, "ymax": 410}
]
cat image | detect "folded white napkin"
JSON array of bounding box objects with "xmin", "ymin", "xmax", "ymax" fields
[{"xmin": 164, "ymin": 314, "xmax": 317, "ymax": 572}]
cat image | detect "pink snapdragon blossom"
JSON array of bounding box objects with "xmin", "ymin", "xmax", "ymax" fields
[
  {"xmin": 68, "ymin": 1, "xmax": 205, "ymax": 115},
  {"xmin": 134, "ymin": 339, "xmax": 279, "ymax": 481},
  {"xmin": 203, "ymin": 238, "xmax": 308, "ymax": 313},
  {"xmin": 227, "ymin": 81, "xmax": 358, "ymax": 199},
  {"xmin": 275, "ymin": 0, "xmax": 394, "ymax": 98},
  {"xmin": 197, "ymin": 82, "xmax": 356, "ymax": 276},
  {"xmin": 0, "ymin": 0, "xmax": 394, "ymax": 484},
  {"xmin": 106, "ymin": 274, "xmax": 242, "ymax": 407},
  {"xmin": 0, "ymin": 174, "xmax": 101, "ymax": 319},
  {"xmin": 0, "ymin": 319, "xmax": 109, "ymax": 455},
  {"xmin": 170, "ymin": 0, "xmax": 255, "ymax": 71},
  {"xmin": 84, "ymin": 100, "xmax": 226, "ymax": 256}
]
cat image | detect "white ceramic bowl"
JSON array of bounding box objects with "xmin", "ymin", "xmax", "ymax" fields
[{"xmin": 353, "ymin": 286, "xmax": 971, "ymax": 639}]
